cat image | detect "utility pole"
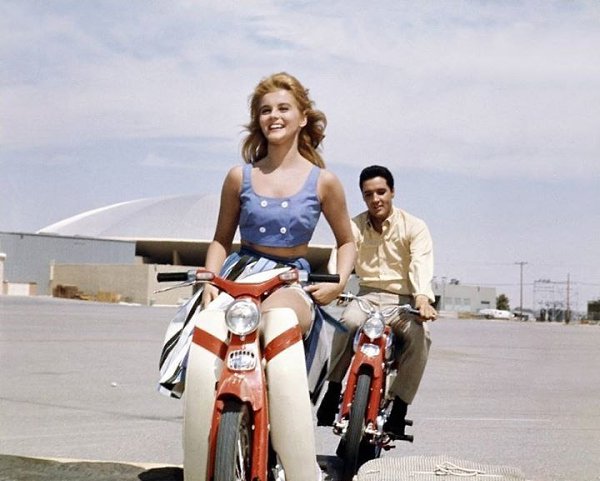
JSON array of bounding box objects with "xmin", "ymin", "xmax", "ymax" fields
[
  {"xmin": 515, "ymin": 261, "xmax": 527, "ymax": 318},
  {"xmin": 566, "ymin": 273, "xmax": 571, "ymax": 324}
]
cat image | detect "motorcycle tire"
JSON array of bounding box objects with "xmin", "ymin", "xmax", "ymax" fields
[
  {"xmin": 342, "ymin": 371, "xmax": 371, "ymax": 480},
  {"xmin": 214, "ymin": 400, "xmax": 252, "ymax": 481}
]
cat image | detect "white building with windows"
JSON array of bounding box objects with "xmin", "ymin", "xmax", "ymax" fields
[{"xmin": 433, "ymin": 278, "xmax": 496, "ymax": 314}]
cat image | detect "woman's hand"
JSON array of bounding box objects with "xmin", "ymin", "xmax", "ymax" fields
[
  {"xmin": 201, "ymin": 284, "xmax": 220, "ymax": 309},
  {"xmin": 304, "ymin": 282, "xmax": 344, "ymax": 306}
]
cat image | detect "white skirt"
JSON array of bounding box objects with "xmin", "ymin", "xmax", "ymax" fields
[{"xmin": 157, "ymin": 248, "xmax": 337, "ymax": 401}]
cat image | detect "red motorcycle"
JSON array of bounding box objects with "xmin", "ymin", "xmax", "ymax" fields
[
  {"xmin": 157, "ymin": 267, "xmax": 338, "ymax": 481},
  {"xmin": 332, "ymin": 292, "xmax": 420, "ymax": 480}
]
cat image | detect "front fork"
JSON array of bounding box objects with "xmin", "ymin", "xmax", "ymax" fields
[
  {"xmin": 205, "ymin": 330, "xmax": 270, "ymax": 480},
  {"xmin": 334, "ymin": 332, "xmax": 389, "ymax": 442},
  {"xmin": 204, "ymin": 323, "xmax": 304, "ymax": 481}
]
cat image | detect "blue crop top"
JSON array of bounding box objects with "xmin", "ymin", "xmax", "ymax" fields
[{"xmin": 239, "ymin": 163, "xmax": 322, "ymax": 248}]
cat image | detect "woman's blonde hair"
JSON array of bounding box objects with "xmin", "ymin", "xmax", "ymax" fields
[{"xmin": 241, "ymin": 72, "xmax": 327, "ymax": 168}]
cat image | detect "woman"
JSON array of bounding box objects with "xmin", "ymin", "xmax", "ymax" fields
[{"xmin": 161, "ymin": 72, "xmax": 355, "ymax": 481}]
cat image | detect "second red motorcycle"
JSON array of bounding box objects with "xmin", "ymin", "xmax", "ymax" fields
[{"xmin": 332, "ymin": 292, "xmax": 421, "ymax": 480}]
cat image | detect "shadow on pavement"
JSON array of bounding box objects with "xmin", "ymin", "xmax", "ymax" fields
[
  {"xmin": 0, "ymin": 455, "xmax": 182, "ymax": 481},
  {"xmin": 0, "ymin": 454, "xmax": 343, "ymax": 481}
]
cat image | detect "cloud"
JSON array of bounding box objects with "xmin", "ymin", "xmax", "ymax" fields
[
  {"xmin": 2, "ymin": 1, "xmax": 600, "ymax": 182},
  {"xmin": 299, "ymin": 2, "xmax": 600, "ymax": 180},
  {"xmin": 138, "ymin": 136, "xmax": 236, "ymax": 171},
  {"xmin": 1, "ymin": 1, "xmax": 599, "ymax": 311}
]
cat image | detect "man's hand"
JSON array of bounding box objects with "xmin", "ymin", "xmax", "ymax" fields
[{"xmin": 415, "ymin": 294, "xmax": 437, "ymax": 321}]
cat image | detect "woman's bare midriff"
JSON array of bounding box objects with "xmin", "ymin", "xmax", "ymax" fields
[{"xmin": 241, "ymin": 240, "xmax": 310, "ymax": 260}]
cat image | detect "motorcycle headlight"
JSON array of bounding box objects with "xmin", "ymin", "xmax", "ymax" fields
[
  {"xmin": 225, "ymin": 297, "xmax": 260, "ymax": 336},
  {"xmin": 362, "ymin": 314, "xmax": 385, "ymax": 340},
  {"xmin": 360, "ymin": 343, "xmax": 381, "ymax": 357}
]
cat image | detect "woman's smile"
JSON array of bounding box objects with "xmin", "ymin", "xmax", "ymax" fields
[{"xmin": 259, "ymin": 89, "xmax": 306, "ymax": 142}]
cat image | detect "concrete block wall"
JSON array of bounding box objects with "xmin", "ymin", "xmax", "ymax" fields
[{"xmin": 51, "ymin": 263, "xmax": 196, "ymax": 306}]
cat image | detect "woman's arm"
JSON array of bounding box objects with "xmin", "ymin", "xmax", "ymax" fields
[
  {"xmin": 305, "ymin": 169, "xmax": 356, "ymax": 305},
  {"xmin": 201, "ymin": 166, "xmax": 242, "ymax": 306}
]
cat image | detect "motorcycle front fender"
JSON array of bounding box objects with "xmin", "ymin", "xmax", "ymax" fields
[
  {"xmin": 340, "ymin": 333, "xmax": 387, "ymax": 421},
  {"xmin": 216, "ymin": 367, "xmax": 266, "ymax": 412},
  {"xmin": 208, "ymin": 333, "xmax": 270, "ymax": 481}
]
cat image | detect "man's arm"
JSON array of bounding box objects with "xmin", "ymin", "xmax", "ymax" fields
[{"xmin": 409, "ymin": 220, "xmax": 437, "ymax": 320}]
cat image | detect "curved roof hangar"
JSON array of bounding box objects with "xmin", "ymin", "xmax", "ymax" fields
[{"xmin": 38, "ymin": 194, "xmax": 336, "ymax": 269}]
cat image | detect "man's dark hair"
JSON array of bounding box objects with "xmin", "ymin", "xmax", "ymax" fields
[{"xmin": 359, "ymin": 165, "xmax": 395, "ymax": 192}]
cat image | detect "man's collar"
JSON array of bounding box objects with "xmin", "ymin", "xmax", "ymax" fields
[{"xmin": 366, "ymin": 207, "xmax": 396, "ymax": 230}]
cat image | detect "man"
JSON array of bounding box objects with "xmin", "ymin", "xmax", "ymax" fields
[{"xmin": 317, "ymin": 165, "xmax": 437, "ymax": 438}]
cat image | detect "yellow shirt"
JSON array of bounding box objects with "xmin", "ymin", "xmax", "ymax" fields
[{"xmin": 352, "ymin": 206, "xmax": 435, "ymax": 302}]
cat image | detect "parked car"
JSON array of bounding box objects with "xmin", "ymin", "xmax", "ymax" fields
[{"xmin": 478, "ymin": 308, "xmax": 515, "ymax": 320}]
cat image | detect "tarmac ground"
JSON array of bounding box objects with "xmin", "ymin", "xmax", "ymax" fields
[
  {"xmin": 1, "ymin": 295, "xmax": 599, "ymax": 481},
  {"xmin": 0, "ymin": 453, "xmax": 528, "ymax": 481}
]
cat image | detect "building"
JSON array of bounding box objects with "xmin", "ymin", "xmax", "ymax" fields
[
  {"xmin": 588, "ymin": 300, "xmax": 600, "ymax": 321},
  {"xmin": 2, "ymin": 193, "xmax": 496, "ymax": 311},
  {"xmin": 433, "ymin": 277, "xmax": 496, "ymax": 314},
  {"xmin": 0, "ymin": 194, "xmax": 335, "ymax": 305},
  {"xmin": 0, "ymin": 231, "xmax": 134, "ymax": 297},
  {"xmin": 0, "ymin": 251, "xmax": 6, "ymax": 292}
]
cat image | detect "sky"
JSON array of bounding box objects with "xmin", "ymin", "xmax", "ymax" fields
[{"xmin": 1, "ymin": 0, "xmax": 599, "ymax": 312}]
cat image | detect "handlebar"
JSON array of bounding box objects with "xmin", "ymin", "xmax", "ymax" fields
[
  {"xmin": 306, "ymin": 273, "xmax": 340, "ymax": 283},
  {"xmin": 156, "ymin": 271, "xmax": 195, "ymax": 283},
  {"xmin": 156, "ymin": 268, "xmax": 341, "ymax": 299},
  {"xmin": 339, "ymin": 292, "xmax": 421, "ymax": 317},
  {"xmin": 156, "ymin": 270, "xmax": 340, "ymax": 284}
]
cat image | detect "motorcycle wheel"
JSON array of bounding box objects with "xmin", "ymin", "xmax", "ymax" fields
[
  {"xmin": 342, "ymin": 371, "xmax": 371, "ymax": 480},
  {"xmin": 214, "ymin": 400, "xmax": 252, "ymax": 481}
]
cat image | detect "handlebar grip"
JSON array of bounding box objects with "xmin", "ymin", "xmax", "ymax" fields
[
  {"xmin": 157, "ymin": 272, "xmax": 191, "ymax": 282},
  {"xmin": 307, "ymin": 273, "xmax": 340, "ymax": 283}
]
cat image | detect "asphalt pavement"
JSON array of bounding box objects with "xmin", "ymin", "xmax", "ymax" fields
[{"xmin": 1, "ymin": 295, "xmax": 599, "ymax": 481}]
